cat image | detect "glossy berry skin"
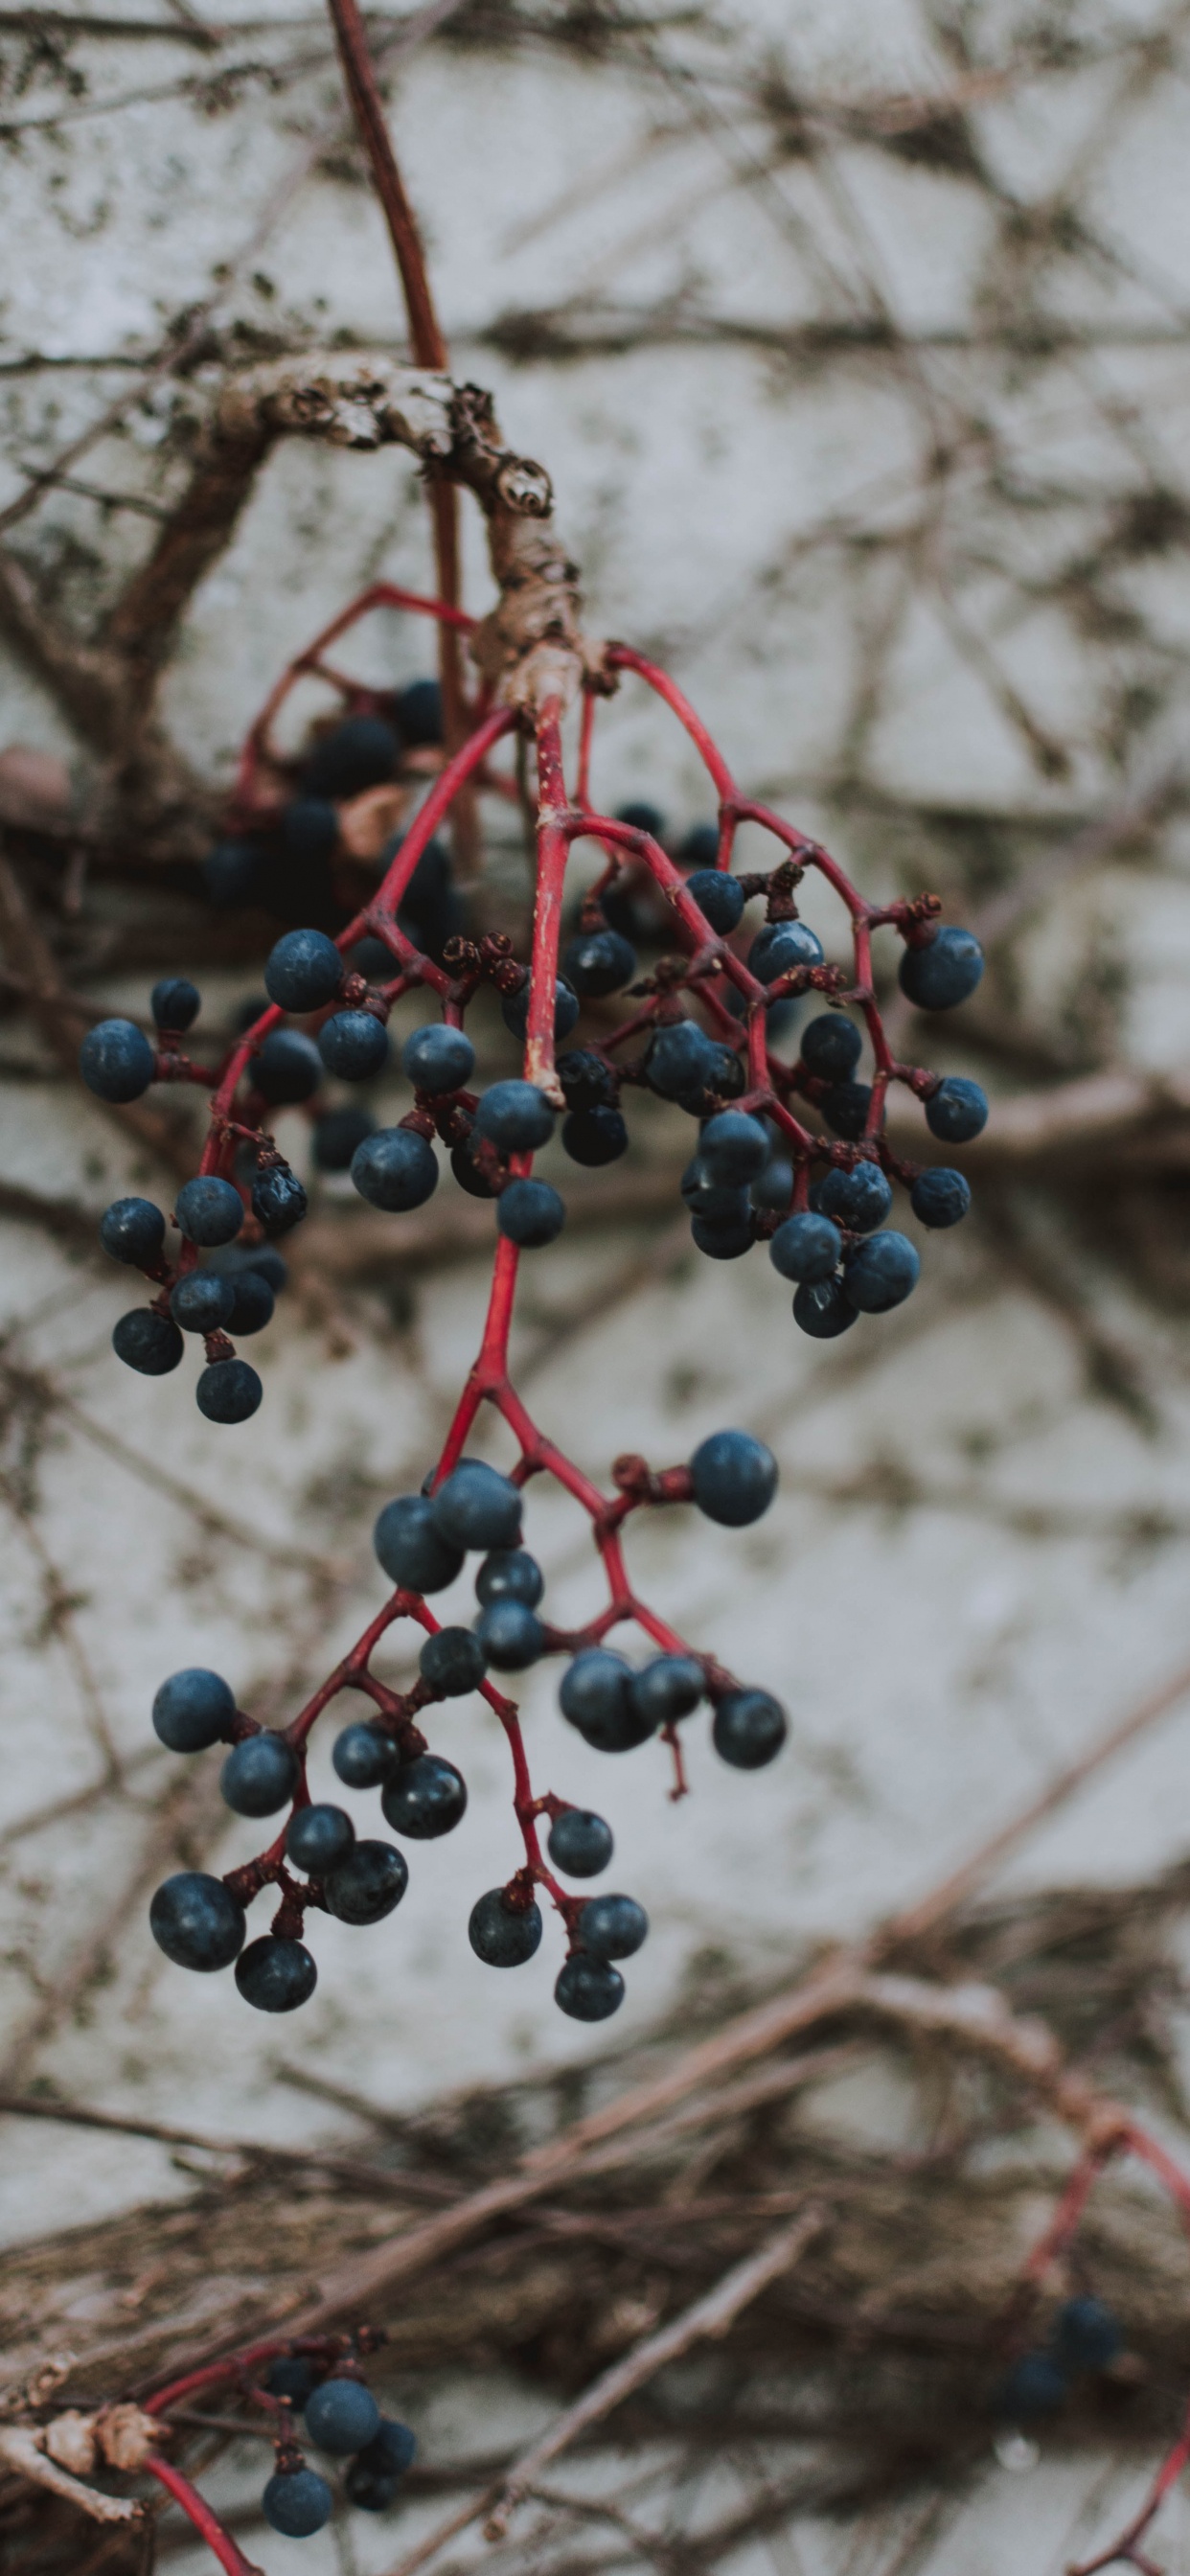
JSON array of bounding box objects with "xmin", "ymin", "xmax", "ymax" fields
[
  {"xmin": 699, "ymin": 1112, "xmax": 769, "ymax": 1184},
  {"xmin": 304, "ymin": 712, "xmax": 398, "ymax": 799},
  {"xmin": 473, "ymin": 1080, "xmax": 556, "ymax": 1153},
  {"xmin": 305, "ymin": 2377, "xmax": 381, "ymax": 2454},
  {"xmin": 375, "ymin": 1493, "xmax": 464, "ymax": 1593},
  {"xmin": 769, "ymin": 1212, "xmax": 842, "ymax": 1283},
  {"xmin": 286, "ymin": 1803, "xmax": 355, "ymax": 1875},
  {"xmin": 153, "ymin": 1667, "xmax": 236, "ymax": 1753},
  {"xmin": 113, "ymin": 1310, "xmax": 184, "ymax": 1375},
  {"xmin": 356, "ymin": 2418, "xmax": 417, "ymax": 2479},
  {"xmin": 312, "ymin": 1104, "xmax": 377, "ymax": 1170},
  {"xmin": 80, "ymin": 1018, "xmax": 157, "ymax": 1103},
  {"xmin": 382, "ymin": 1753, "xmax": 468, "ymax": 1839},
  {"xmin": 547, "ymin": 1808, "xmax": 613, "ymax": 1876},
  {"xmin": 100, "ymin": 1197, "xmax": 165, "ymax": 1268},
  {"xmin": 469, "ymin": 1888, "xmax": 543, "ymax": 1966},
  {"xmin": 677, "ymin": 1040, "xmax": 745, "ymax": 1116},
  {"xmin": 251, "ymin": 1163, "xmax": 308, "ymax": 1237},
  {"xmin": 351, "ymin": 1127, "xmax": 439, "ymax": 1211},
  {"xmin": 254, "ymin": 1028, "xmax": 322, "ymax": 1106},
  {"xmin": 451, "ymin": 1137, "xmax": 498, "ymax": 1199},
  {"xmin": 793, "ymin": 1277, "xmax": 857, "ymax": 1339},
  {"xmin": 175, "ymin": 1175, "xmax": 243, "ymax": 1247},
  {"xmin": 682, "ymin": 1162, "xmax": 749, "ymax": 1223},
  {"xmin": 748, "ymin": 919, "xmax": 825, "ymax": 981},
  {"xmin": 395, "ymin": 676, "xmax": 443, "ymax": 745},
  {"xmin": 149, "ymin": 1871, "xmax": 245, "ymax": 1971},
  {"xmin": 475, "ymin": 1598, "xmax": 544, "ymax": 1669},
  {"xmin": 926, "ymin": 1075, "xmax": 988, "ymax": 1143},
  {"xmin": 817, "ymin": 1162, "xmax": 892, "ymax": 1233},
  {"xmin": 476, "ymin": 1549, "xmax": 543, "ymax": 1609},
  {"xmin": 226, "ymin": 1270, "xmax": 275, "ymax": 1336},
  {"xmin": 557, "ymin": 1050, "xmax": 617, "ymax": 1112},
  {"xmin": 686, "ymin": 868, "xmax": 744, "ymax": 932},
  {"xmin": 431, "ymin": 1460, "xmax": 522, "ymax": 1553},
  {"xmin": 332, "ymin": 1721, "xmax": 396, "ymax": 1789},
  {"xmin": 630, "ymin": 1655, "xmax": 703, "ymax": 1725},
  {"xmin": 910, "ymin": 1166, "xmax": 972, "ymax": 1228},
  {"xmin": 692, "ymin": 1212, "xmax": 753, "ymax": 1260},
  {"xmin": 502, "ymin": 975, "xmax": 580, "ymax": 1042},
  {"xmin": 713, "ymin": 1689, "xmax": 788, "ymax": 1769},
  {"xmin": 196, "ymin": 1359, "xmax": 263, "ymax": 1424},
  {"xmin": 578, "ymin": 1892, "xmax": 648, "ymax": 1959},
  {"xmin": 263, "ymin": 2466, "xmax": 334, "ymax": 2538},
  {"xmin": 646, "ymin": 1020, "xmax": 719, "ymax": 1102},
  {"xmin": 556, "ymin": 1953, "xmax": 625, "ymax": 2020},
  {"xmin": 560, "ymin": 1650, "xmax": 654, "ymax": 1753},
  {"xmin": 800, "ymin": 1014, "xmax": 862, "ymax": 1081},
  {"xmin": 150, "ymin": 977, "xmax": 200, "ymax": 1031},
  {"xmin": 325, "ymin": 1839, "xmax": 408, "ymax": 1923},
  {"xmin": 171, "ymin": 1272, "xmax": 236, "ymax": 1335},
  {"xmin": 994, "ymin": 2353, "xmax": 1068, "ymax": 2420},
  {"xmin": 402, "ymin": 1023, "xmax": 475, "ymax": 1094},
  {"xmin": 263, "ymin": 927, "xmax": 343, "ymax": 1013},
  {"xmin": 898, "ymin": 923, "xmax": 984, "ymax": 1011},
  {"xmin": 821, "ymin": 1082, "xmax": 873, "ymax": 1142},
  {"xmin": 265, "ymin": 2356, "xmax": 318, "ymax": 2404},
  {"xmin": 420, "ymin": 1626, "xmax": 488, "ymax": 1695},
  {"xmin": 562, "ymin": 929, "xmax": 638, "ymax": 996},
  {"xmin": 1053, "ymin": 2297, "xmax": 1122, "ymax": 2373},
  {"xmin": 498, "ymin": 1179, "xmax": 565, "ymax": 1248},
  {"xmin": 752, "ymin": 1153, "xmax": 794, "ymax": 1214},
  {"xmin": 843, "ymin": 1230, "xmax": 921, "ymax": 1313},
  {"xmin": 317, "ymin": 1008, "xmax": 389, "ymax": 1081},
  {"xmin": 235, "ymin": 1934, "xmax": 318, "ymax": 2012},
  {"xmin": 562, "ymin": 1106, "xmax": 629, "ymax": 1165},
  {"xmin": 689, "ymin": 1429, "xmax": 778, "ymax": 1528},
  {"xmin": 220, "ymin": 1731, "xmax": 298, "ymax": 1815}
]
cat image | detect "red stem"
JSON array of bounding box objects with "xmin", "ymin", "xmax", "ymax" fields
[{"xmin": 147, "ymin": 2455, "xmax": 263, "ymax": 2576}]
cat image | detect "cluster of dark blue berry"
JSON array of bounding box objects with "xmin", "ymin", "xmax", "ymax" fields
[
  {"xmin": 256, "ymin": 2349, "xmax": 414, "ymax": 2537},
  {"xmin": 995, "ymin": 2295, "xmax": 1123, "ymax": 2425}
]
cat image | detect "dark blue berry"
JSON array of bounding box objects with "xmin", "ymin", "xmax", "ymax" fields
[
  {"xmin": 304, "ymin": 714, "xmax": 398, "ymax": 799},
  {"xmin": 312, "ymin": 1105, "xmax": 377, "ymax": 1170},
  {"xmin": 152, "ymin": 1667, "xmax": 236, "ymax": 1753},
  {"xmin": 236, "ymin": 1934, "xmax": 318, "ymax": 2012},
  {"xmin": 171, "ymin": 1272, "xmax": 236, "ymax": 1334},
  {"xmin": 204, "ymin": 838, "xmax": 264, "ymax": 908},
  {"xmin": 899, "ymin": 924, "xmax": 983, "ymax": 1011},
  {"xmin": 346, "ymin": 2465, "xmax": 399, "ymax": 2512},
  {"xmin": 382, "ymin": 1754, "xmax": 468, "ymax": 1839},
  {"xmin": 578, "ymin": 1892, "xmax": 648, "ymax": 1958},
  {"xmin": 113, "ymin": 1310, "xmax": 184, "ymax": 1375},
  {"xmin": 562, "ymin": 1107, "xmax": 629, "ymax": 1165},
  {"xmin": 498, "ymin": 1179, "xmax": 565, "ymax": 1248},
  {"xmin": 196, "ymin": 1359, "xmax": 263, "ymax": 1424},
  {"xmin": 562, "ymin": 930, "xmax": 637, "ymax": 997},
  {"xmin": 431, "ymin": 1460, "xmax": 522, "ymax": 1553},
  {"xmin": 356, "ymin": 2418, "xmax": 417, "ymax": 2479},
  {"xmin": 501, "ymin": 976, "xmax": 580, "ymax": 1042},
  {"xmin": 713, "ymin": 1689, "xmax": 787, "ymax": 1768},
  {"xmin": 692, "ymin": 1213, "xmax": 752, "ymax": 1259},
  {"xmin": 792, "ymin": 1277, "xmax": 857, "ymax": 1339},
  {"xmin": 686, "ymin": 868, "xmax": 744, "ymax": 932},
  {"xmin": 374, "ymin": 1493, "xmax": 464, "ymax": 1593},
  {"xmin": 556, "ymin": 1954, "xmax": 625, "ymax": 2020},
  {"xmin": 800, "ymin": 1015, "xmax": 862, "ymax": 1081},
  {"xmin": 469, "ymin": 1888, "xmax": 542, "ymax": 1966},
  {"xmin": 547, "ymin": 1809, "xmax": 613, "ymax": 1876},
  {"xmin": 676, "ymin": 822, "xmax": 721, "ymax": 871},
  {"xmin": 254, "ymin": 1028, "xmax": 322, "ymax": 1105},
  {"xmin": 395, "ymin": 676, "xmax": 442, "ymax": 745},
  {"xmin": 264, "ymin": 2356, "xmax": 318, "ymax": 2405},
  {"xmin": 325, "ymin": 1839, "xmax": 408, "ymax": 1923},
  {"xmin": 451, "ymin": 1137, "xmax": 498, "ymax": 1198},
  {"xmin": 207, "ymin": 1242, "xmax": 288, "ymax": 1294},
  {"xmin": 286, "ymin": 1803, "xmax": 355, "ymax": 1874},
  {"xmin": 226, "ymin": 1270, "xmax": 274, "ymax": 1336},
  {"xmin": 100, "ymin": 1197, "xmax": 165, "ymax": 1268},
  {"xmin": 751, "ymin": 1153, "xmax": 794, "ymax": 1214},
  {"xmin": 910, "ymin": 1166, "xmax": 971, "ymax": 1228},
  {"xmin": 817, "ymin": 1162, "xmax": 892, "ymax": 1233},
  {"xmin": 475, "ymin": 1598, "xmax": 544, "ymax": 1669},
  {"xmin": 681, "ymin": 1162, "xmax": 750, "ymax": 1223},
  {"xmin": 318, "ymin": 1009, "xmax": 389, "ymax": 1081},
  {"xmin": 402, "ymin": 1024, "xmax": 475, "ymax": 1094},
  {"xmin": 617, "ymin": 799, "xmax": 666, "ymax": 837},
  {"xmin": 473, "ymin": 1081, "xmax": 555, "ymax": 1153},
  {"xmin": 1052, "ymin": 2297, "xmax": 1122, "ymax": 2373},
  {"xmin": 699, "ymin": 1112, "xmax": 769, "ymax": 1184},
  {"xmin": 630, "ymin": 1655, "xmax": 703, "ymax": 1725},
  {"xmin": 557, "ymin": 1051, "xmax": 616, "ymax": 1111},
  {"xmin": 769, "ymin": 1212, "xmax": 842, "ymax": 1283},
  {"xmin": 476, "ymin": 1549, "xmax": 543, "ymax": 1609},
  {"xmin": 647, "ymin": 1021, "xmax": 719, "ymax": 1102},
  {"xmin": 304, "ymin": 2377, "xmax": 380, "ymax": 2454},
  {"xmin": 925, "ymin": 1076, "xmax": 988, "ymax": 1143},
  {"xmin": 175, "ymin": 1176, "xmax": 242, "ymax": 1247},
  {"xmin": 843, "ymin": 1230, "xmax": 920, "ymax": 1313},
  {"xmin": 263, "ymin": 927, "xmax": 343, "ymax": 1013},
  {"xmin": 251, "ymin": 1162, "xmax": 308, "ymax": 1237},
  {"xmin": 748, "ymin": 920, "xmax": 824, "ymax": 981},
  {"xmin": 263, "ymin": 2466, "xmax": 333, "ymax": 2538},
  {"xmin": 332, "ymin": 1721, "xmax": 396, "ymax": 1789},
  {"xmin": 993, "ymin": 2353, "xmax": 1068, "ymax": 2420},
  {"xmin": 821, "ymin": 1082, "xmax": 873, "ymax": 1142},
  {"xmin": 149, "ymin": 1871, "xmax": 245, "ymax": 1971},
  {"xmin": 80, "ymin": 1019, "xmax": 156, "ymax": 1104},
  {"xmin": 220, "ymin": 1731, "xmax": 297, "ymax": 1815},
  {"xmin": 420, "ymin": 1626, "xmax": 488, "ymax": 1695},
  {"xmin": 150, "ymin": 977, "xmax": 200, "ymax": 1031},
  {"xmin": 560, "ymin": 1650, "xmax": 654, "ymax": 1752},
  {"xmin": 689, "ymin": 1429, "xmax": 777, "ymax": 1527},
  {"xmin": 281, "ymin": 797, "xmax": 339, "ymax": 866},
  {"xmin": 351, "ymin": 1128, "xmax": 439, "ymax": 1211},
  {"xmin": 675, "ymin": 1042, "xmax": 746, "ymax": 1117}
]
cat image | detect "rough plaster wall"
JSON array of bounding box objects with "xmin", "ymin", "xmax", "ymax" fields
[{"xmin": 4, "ymin": 3, "xmax": 1190, "ymax": 2565}]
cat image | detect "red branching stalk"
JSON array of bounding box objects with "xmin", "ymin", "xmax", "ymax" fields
[{"xmin": 146, "ymin": 2453, "xmax": 263, "ymax": 2576}]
